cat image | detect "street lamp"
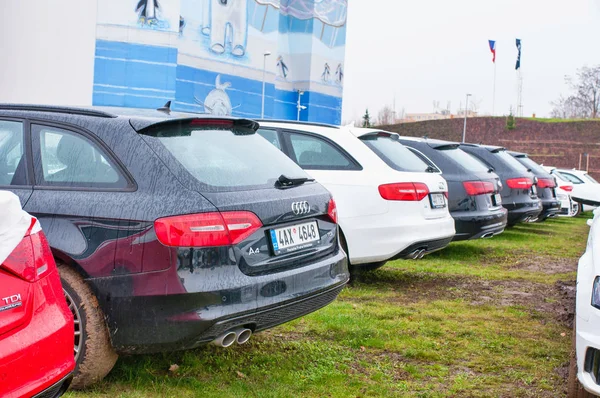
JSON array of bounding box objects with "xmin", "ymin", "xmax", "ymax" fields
[
  {"xmin": 261, "ymin": 51, "xmax": 271, "ymax": 119},
  {"xmin": 462, "ymin": 93, "xmax": 472, "ymax": 143},
  {"xmin": 296, "ymin": 90, "xmax": 306, "ymax": 121}
]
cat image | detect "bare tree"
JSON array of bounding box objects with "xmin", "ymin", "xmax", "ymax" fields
[
  {"xmin": 551, "ymin": 65, "xmax": 600, "ymax": 118},
  {"xmin": 377, "ymin": 105, "xmax": 395, "ymax": 125}
]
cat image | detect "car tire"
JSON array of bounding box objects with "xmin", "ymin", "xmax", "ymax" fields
[
  {"xmin": 574, "ymin": 202, "xmax": 582, "ymax": 217},
  {"xmin": 567, "ymin": 325, "xmax": 595, "ymax": 398},
  {"xmin": 59, "ymin": 263, "xmax": 118, "ymax": 389}
]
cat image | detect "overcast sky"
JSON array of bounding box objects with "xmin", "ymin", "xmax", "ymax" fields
[{"xmin": 341, "ymin": 0, "xmax": 600, "ymax": 122}]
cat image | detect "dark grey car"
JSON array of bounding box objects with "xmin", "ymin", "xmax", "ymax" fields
[
  {"xmin": 395, "ymin": 137, "xmax": 508, "ymax": 240},
  {"xmin": 0, "ymin": 104, "xmax": 349, "ymax": 388},
  {"xmin": 460, "ymin": 144, "xmax": 542, "ymax": 226}
]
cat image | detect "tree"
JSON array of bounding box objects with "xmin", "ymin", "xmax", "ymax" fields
[
  {"xmin": 362, "ymin": 109, "xmax": 371, "ymax": 127},
  {"xmin": 506, "ymin": 106, "xmax": 516, "ymax": 130},
  {"xmin": 377, "ymin": 105, "xmax": 394, "ymax": 125},
  {"xmin": 551, "ymin": 65, "xmax": 600, "ymax": 119}
]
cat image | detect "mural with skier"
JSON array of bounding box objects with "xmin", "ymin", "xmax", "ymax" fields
[{"xmin": 92, "ymin": 0, "xmax": 348, "ymax": 124}]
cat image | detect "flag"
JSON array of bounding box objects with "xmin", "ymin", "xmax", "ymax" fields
[
  {"xmin": 488, "ymin": 40, "xmax": 496, "ymax": 63},
  {"xmin": 515, "ymin": 39, "xmax": 521, "ymax": 70}
]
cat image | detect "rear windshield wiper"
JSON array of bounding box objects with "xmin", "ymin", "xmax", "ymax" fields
[
  {"xmin": 276, "ymin": 174, "xmax": 315, "ymax": 188},
  {"xmin": 425, "ymin": 165, "xmax": 438, "ymax": 173}
]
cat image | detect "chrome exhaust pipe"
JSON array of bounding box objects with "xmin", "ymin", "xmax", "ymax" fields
[
  {"xmin": 481, "ymin": 233, "xmax": 494, "ymax": 239},
  {"xmin": 234, "ymin": 327, "xmax": 252, "ymax": 345},
  {"xmin": 407, "ymin": 249, "xmax": 420, "ymax": 259},
  {"xmin": 211, "ymin": 330, "xmax": 237, "ymax": 348},
  {"xmin": 417, "ymin": 249, "xmax": 427, "ymax": 259}
]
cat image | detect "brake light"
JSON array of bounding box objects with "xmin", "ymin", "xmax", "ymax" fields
[
  {"xmin": 189, "ymin": 119, "xmax": 234, "ymax": 127},
  {"xmin": 463, "ymin": 181, "xmax": 495, "ymax": 196},
  {"xmin": 536, "ymin": 178, "xmax": 556, "ymax": 189},
  {"xmin": 1, "ymin": 220, "xmax": 52, "ymax": 282},
  {"xmin": 154, "ymin": 211, "xmax": 262, "ymax": 247},
  {"xmin": 379, "ymin": 183, "xmax": 430, "ymax": 201},
  {"xmin": 505, "ymin": 177, "xmax": 533, "ymax": 189},
  {"xmin": 327, "ymin": 198, "xmax": 338, "ymax": 224},
  {"xmin": 560, "ymin": 185, "xmax": 573, "ymax": 192}
]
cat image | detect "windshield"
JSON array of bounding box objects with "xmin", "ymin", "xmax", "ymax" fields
[
  {"xmin": 360, "ymin": 135, "xmax": 431, "ymax": 172},
  {"xmin": 437, "ymin": 147, "xmax": 489, "ymax": 173},
  {"xmin": 495, "ymin": 150, "xmax": 530, "ymax": 173},
  {"xmin": 514, "ymin": 156, "xmax": 548, "ymax": 175},
  {"xmin": 147, "ymin": 125, "xmax": 310, "ymax": 191}
]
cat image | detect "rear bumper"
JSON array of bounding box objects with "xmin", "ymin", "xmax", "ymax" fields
[
  {"xmin": 89, "ymin": 249, "xmax": 348, "ymax": 354},
  {"xmin": 32, "ymin": 373, "xmax": 72, "ymax": 398},
  {"xmin": 392, "ymin": 236, "xmax": 454, "ymax": 259},
  {"xmin": 0, "ymin": 271, "xmax": 75, "ymax": 398},
  {"xmin": 451, "ymin": 207, "xmax": 508, "ymax": 241},
  {"xmin": 538, "ymin": 198, "xmax": 561, "ymax": 221},
  {"xmin": 504, "ymin": 200, "xmax": 542, "ymax": 225}
]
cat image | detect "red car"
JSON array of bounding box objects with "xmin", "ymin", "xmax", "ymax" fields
[{"xmin": 0, "ymin": 191, "xmax": 74, "ymax": 398}]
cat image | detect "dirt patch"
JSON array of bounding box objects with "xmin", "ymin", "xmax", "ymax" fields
[{"xmin": 507, "ymin": 256, "xmax": 577, "ymax": 274}]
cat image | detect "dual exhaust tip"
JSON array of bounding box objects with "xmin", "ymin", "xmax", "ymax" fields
[
  {"xmin": 408, "ymin": 248, "xmax": 427, "ymax": 260},
  {"xmin": 211, "ymin": 327, "xmax": 252, "ymax": 348}
]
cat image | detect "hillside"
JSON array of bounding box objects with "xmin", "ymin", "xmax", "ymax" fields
[{"xmin": 378, "ymin": 117, "xmax": 600, "ymax": 178}]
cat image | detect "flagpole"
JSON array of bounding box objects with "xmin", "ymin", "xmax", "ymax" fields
[{"xmin": 493, "ymin": 61, "xmax": 497, "ymax": 116}]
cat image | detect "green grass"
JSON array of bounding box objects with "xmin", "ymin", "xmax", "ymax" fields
[
  {"xmin": 67, "ymin": 214, "xmax": 592, "ymax": 397},
  {"xmin": 522, "ymin": 117, "xmax": 598, "ymax": 123}
]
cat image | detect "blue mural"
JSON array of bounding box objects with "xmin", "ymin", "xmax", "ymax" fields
[{"xmin": 93, "ymin": 0, "xmax": 347, "ymax": 124}]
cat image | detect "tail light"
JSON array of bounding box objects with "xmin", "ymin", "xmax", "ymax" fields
[
  {"xmin": 463, "ymin": 181, "xmax": 495, "ymax": 196},
  {"xmin": 560, "ymin": 185, "xmax": 573, "ymax": 192},
  {"xmin": 536, "ymin": 178, "xmax": 556, "ymax": 189},
  {"xmin": 1, "ymin": 219, "xmax": 52, "ymax": 282},
  {"xmin": 505, "ymin": 177, "xmax": 533, "ymax": 189},
  {"xmin": 379, "ymin": 183, "xmax": 430, "ymax": 201},
  {"xmin": 327, "ymin": 198, "xmax": 338, "ymax": 224},
  {"xmin": 154, "ymin": 211, "xmax": 262, "ymax": 247}
]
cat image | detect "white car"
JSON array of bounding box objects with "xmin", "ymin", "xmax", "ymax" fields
[
  {"xmin": 552, "ymin": 168, "xmax": 600, "ymax": 213},
  {"xmin": 257, "ymin": 121, "xmax": 456, "ymax": 271},
  {"xmin": 541, "ymin": 166, "xmax": 579, "ymax": 217},
  {"xmin": 569, "ymin": 209, "xmax": 600, "ymax": 397}
]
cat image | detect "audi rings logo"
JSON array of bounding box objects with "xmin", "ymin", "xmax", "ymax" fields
[{"xmin": 291, "ymin": 201, "xmax": 311, "ymax": 215}]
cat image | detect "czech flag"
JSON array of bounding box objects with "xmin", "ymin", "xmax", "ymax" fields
[{"xmin": 488, "ymin": 40, "xmax": 496, "ymax": 63}]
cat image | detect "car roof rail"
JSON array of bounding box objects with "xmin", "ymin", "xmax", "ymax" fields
[
  {"xmin": 255, "ymin": 119, "xmax": 340, "ymax": 129},
  {"xmin": 0, "ymin": 104, "xmax": 117, "ymax": 118}
]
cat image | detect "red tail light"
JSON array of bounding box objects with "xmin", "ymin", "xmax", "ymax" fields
[
  {"xmin": 505, "ymin": 177, "xmax": 533, "ymax": 189},
  {"xmin": 536, "ymin": 178, "xmax": 556, "ymax": 189},
  {"xmin": 379, "ymin": 183, "xmax": 430, "ymax": 201},
  {"xmin": 154, "ymin": 211, "xmax": 262, "ymax": 247},
  {"xmin": 560, "ymin": 185, "xmax": 573, "ymax": 192},
  {"xmin": 463, "ymin": 181, "xmax": 495, "ymax": 196},
  {"xmin": 327, "ymin": 198, "xmax": 338, "ymax": 224},
  {"xmin": 1, "ymin": 221, "xmax": 52, "ymax": 282}
]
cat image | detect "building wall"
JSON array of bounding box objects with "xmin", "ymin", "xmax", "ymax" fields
[
  {"xmin": 93, "ymin": 0, "xmax": 347, "ymax": 124},
  {"xmin": 0, "ymin": 0, "xmax": 98, "ymax": 105}
]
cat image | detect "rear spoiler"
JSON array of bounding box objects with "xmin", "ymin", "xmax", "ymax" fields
[
  {"xmin": 357, "ymin": 131, "xmax": 400, "ymax": 140},
  {"xmin": 431, "ymin": 143, "xmax": 459, "ymax": 150},
  {"xmin": 131, "ymin": 117, "xmax": 259, "ymax": 135}
]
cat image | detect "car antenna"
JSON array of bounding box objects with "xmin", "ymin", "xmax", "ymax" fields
[{"xmin": 157, "ymin": 101, "xmax": 172, "ymax": 115}]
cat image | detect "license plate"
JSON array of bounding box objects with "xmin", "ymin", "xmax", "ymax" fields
[
  {"xmin": 269, "ymin": 221, "xmax": 320, "ymax": 255},
  {"xmin": 493, "ymin": 193, "xmax": 502, "ymax": 206},
  {"xmin": 429, "ymin": 193, "xmax": 446, "ymax": 209}
]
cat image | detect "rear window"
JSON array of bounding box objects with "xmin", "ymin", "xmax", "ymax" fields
[
  {"xmin": 494, "ymin": 150, "xmax": 530, "ymax": 173},
  {"xmin": 514, "ymin": 156, "xmax": 547, "ymax": 175},
  {"xmin": 556, "ymin": 171, "xmax": 584, "ymax": 184},
  {"xmin": 437, "ymin": 147, "xmax": 489, "ymax": 173},
  {"xmin": 360, "ymin": 135, "xmax": 430, "ymax": 172},
  {"xmin": 143, "ymin": 123, "xmax": 310, "ymax": 191}
]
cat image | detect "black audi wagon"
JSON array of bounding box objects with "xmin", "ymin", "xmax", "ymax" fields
[{"xmin": 0, "ymin": 104, "xmax": 348, "ymax": 388}]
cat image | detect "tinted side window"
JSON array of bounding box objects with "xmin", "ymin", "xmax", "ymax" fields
[
  {"xmin": 33, "ymin": 125, "xmax": 128, "ymax": 189},
  {"xmin": 360, "ymin": 136, "xmax": 430, "ymax": 172},
  {"xmin": 560, "ymin": 172, "xmax": 584, "ymax": 184},
  {"xmin": 289, "ymin": 133, "xmax": 355, "ymax": 170},
  {"xmin": 257, "ymin": 128, "xmax": 282, "ymax": 151},
  {"xmin": 0, "ymin": 120, "xmax": 26, "ymax": 186}
]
